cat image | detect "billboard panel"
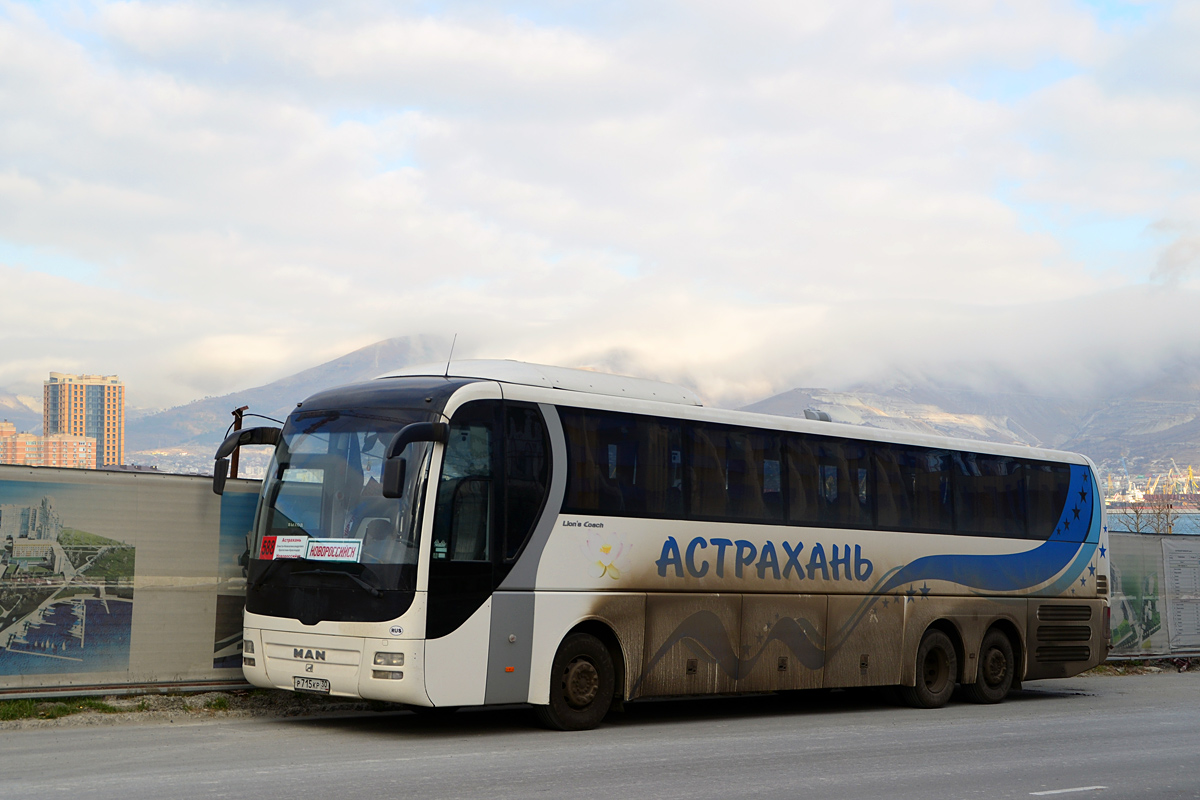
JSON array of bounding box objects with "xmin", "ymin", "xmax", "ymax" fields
[
  {"xmin": 1109, "ymin": 531, "xmax": 1200, "ymax": 658},
  {"xmin": 0, "ymin": 464, "xmax": 259, "ymax": 696}
]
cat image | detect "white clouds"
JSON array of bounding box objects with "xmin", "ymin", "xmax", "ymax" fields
[{"xmin": 1, "ymin": 0, "xmax": 1197, "ymax": 410}]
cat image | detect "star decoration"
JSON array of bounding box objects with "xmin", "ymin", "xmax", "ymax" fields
[
  {"xmin": 919, "ymin": 583, "xmax": 931, "ymax": 598},
  {"xmin": 1072, "ymin": 506, "xmax": 1081, "ymax": 519},
  {"xmin": 1100, "ymin": 545, "xmax": 1107, "ymax": 558},
  {"xmin": 1079, "ymin": 577, "xmax": 1087, "ymax": 587},
  {"xmin": 1088, "ymin": 565, "xmax": 1096, "ymax": 575}
]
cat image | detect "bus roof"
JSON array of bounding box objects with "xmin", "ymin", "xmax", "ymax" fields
[{"xmin": 376, "ymin": 360, "xmax": 703, "ymax": 407}]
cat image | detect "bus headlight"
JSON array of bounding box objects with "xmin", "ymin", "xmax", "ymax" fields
[
  {"xmin": 374, "ymin": 652, "xmax": 404, "ymax": 666},
  {"xmin": 372, "ymin": 670, "xmax": 404, "ymax": 680},
  {"xmin": 243, "ymin": 656, "xmax": 256, "ymax": 667},
  {"xmin": 243, "ymin": 640, "xmax": 255, "ymax": 654}
]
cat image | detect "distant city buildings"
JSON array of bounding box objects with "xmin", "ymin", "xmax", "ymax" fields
[
  {"xmin": 0, "ymin": 421, "xmax": 97, "ymax": 468},
  {"xmin": 0, "ymin": 372, "xmax": 125, "ymax": 470},
  {"xmin": 43, "ymin": 372, "xmax": 124, "ymax": 467}
]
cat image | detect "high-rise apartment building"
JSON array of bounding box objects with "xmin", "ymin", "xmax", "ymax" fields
[{"xmin": 43, "ymin": 373, "xmax": 125, "ymax": 467}]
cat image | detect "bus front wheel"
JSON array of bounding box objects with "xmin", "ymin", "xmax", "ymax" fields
[
  {"xmin": 963, "ymin": 629, "xmax": 1015, "ymax": 704},
  {"xmin": 900, "ymin": 629, "xmax": 957, "ymax": 709},
  {"xmin": 536, "ymin": 632, "xmax": 615, "ymax": 731}
]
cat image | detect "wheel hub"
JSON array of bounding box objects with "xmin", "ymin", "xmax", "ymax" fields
[
  {"xmin": 922, "ymin": 650, "xmax": 949, "ymax": 691},
  {"xmin": 982, "ymin": 648, "xmax": 1008, "ymax": 686},
  {"xmin": 564, "ymin": 658, "xmax": 599, "ymax": 709}
]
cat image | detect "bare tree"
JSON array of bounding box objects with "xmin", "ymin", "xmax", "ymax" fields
[{"xmin": 1111, "ymin": 495, "xmax": 1180, "ymax": 534}]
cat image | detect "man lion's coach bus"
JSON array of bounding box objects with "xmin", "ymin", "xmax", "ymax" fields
[{"xmin": 213, "ymin": 361, "xmax": 1110, "ymax": 730}]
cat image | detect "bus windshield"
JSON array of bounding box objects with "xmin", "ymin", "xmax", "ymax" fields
[{"xmin": 254, "ymin": 409, "xmax": 433, "ymax": 569}]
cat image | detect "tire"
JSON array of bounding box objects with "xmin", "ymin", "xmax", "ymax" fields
[
  {"xmin": 899, "ymin": 629, "xmax": 958, "ymax": 709},
  {"xmin": 535, "ymin": 633, "xmax": 616, "ymax": 731},
  {"xmin": 964, "ymin": 629, "xmax": 1015, "ymax": 704}
]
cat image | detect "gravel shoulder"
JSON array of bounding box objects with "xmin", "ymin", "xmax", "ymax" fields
[{"xmin": 0, "ymin": 689, "xmax": 397, "ymax": 730}]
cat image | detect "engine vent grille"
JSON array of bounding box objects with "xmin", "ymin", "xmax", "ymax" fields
[
  {"xmin": 1096, "ymin": 575, "xmax": 1108, "ymax": 596},
  {"xmin": 1037, "ymin": 625, "xmax": 1092, "ymax": 642},
  {"xmin": 1036, "ymin": 646, "xmax": 1091, "ymax": 663},
  {"xmin": 1037, "ymin": 604, "xmax": 1092, "ymax": 621}
]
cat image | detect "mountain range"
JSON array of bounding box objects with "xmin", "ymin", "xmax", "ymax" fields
[
  {"xmin": 3, "ymin": 337, "xmax": 1197, "ymax": 477},
  {"xmin": 742, "ymin": 375, "xmax": 1200, "ymax": 472},
  {"xmin": 125, "ymin": 336, "xmax": 448, "ymax": 457},
  {"xmin": 0, "ymin": 391, "xmax": 42, "ymax": 434}
]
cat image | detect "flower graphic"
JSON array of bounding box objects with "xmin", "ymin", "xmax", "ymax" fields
[{"xmin": 581, "ymin": 530, "xmax": 631, "ymax": 580}]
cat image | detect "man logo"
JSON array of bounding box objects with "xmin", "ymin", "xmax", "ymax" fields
[
  {"xmin": 294, "ymin": 648, "xmax": 327, "ymax": 661},
  {"xmin": 305, "ymin": 663, "xmax": 313, "ymax": 673}
]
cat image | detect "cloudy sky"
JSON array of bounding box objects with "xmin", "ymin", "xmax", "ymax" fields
[{"xmin": 2, "ymin": 0, "xmax": 1198, "ymax": 410}]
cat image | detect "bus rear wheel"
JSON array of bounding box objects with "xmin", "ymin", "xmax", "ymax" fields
[
  {"xmin": 900, "ymin": 629, "xmax": 957, "ymax": 709},
  {"xmin": 964, "ymin": 629, "xmax": 1015, "ymax": 704},
  {"xmin": 536, "ymin": 633, "xmax": 615, "ymax": 731}
]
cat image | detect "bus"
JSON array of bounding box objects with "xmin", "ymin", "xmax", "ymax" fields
[{"xmin": 213, "ymin": 360, "xmax": 1110, "ymax": 730}]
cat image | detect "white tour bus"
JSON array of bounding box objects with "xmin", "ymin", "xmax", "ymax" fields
[{"xmin": 213, "ymin": 360, "xmax": 1110, "ymax": 730}]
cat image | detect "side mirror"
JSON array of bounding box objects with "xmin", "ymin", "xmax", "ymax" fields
[
  {"xmin": 382, "ymin": 422, "xmax": 449, "ymax": 498},
  {"xmin": 212, "ymin": 426, "xmax": 282, "ymax": 494},
  {"xmin": 382, "ymin": 457, "xmax": 407, "ymax": 499},
  {"xmin": 213, "ymin": 458, "xmax": 230, "ymax": 495},
  {"xmin": 215, "ymin": 426, "xmax": 282, "ymax": 460}
]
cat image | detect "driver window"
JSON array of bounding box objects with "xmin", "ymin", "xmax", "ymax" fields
[{"xmin": 432, "ymin": 403, "xmax": 495, "ymax": 562}]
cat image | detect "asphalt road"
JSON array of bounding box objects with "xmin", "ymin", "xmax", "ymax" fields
[{"xmin": 3, "ymin": 672, "xmax": 1197, "ymax": 800}]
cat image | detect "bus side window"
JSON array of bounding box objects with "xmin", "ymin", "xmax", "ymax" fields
[
  {"xmin": 725, "ymin": 428, "xmax": 783, "ymax": 521},
  {"xmin": 879, "ymin": 446, "xmax": 952, "ymax": 534},
  {"xmin": 504, "ymin": 404, "xmax": 549, "ymax": 561},
  {"xmin": 562, "ymin": 410, "xmax": 624, "ymax": 514},
  {"xmin": 787, "ymin": 436, "xmax": 819, "ymax": 525},
  {"xmin": 1025, "ymin": 461, "xmax": 1072, "ymax": 540},
  {"xmin": 789, "ymin": 436, "xmax": 871, "ymax": 528},
  {"xmin": 954, "ymin": 453, "xmax": 1026, "ymax": 538},
  {"xmin": 914, "ymin": 449, "xmax": 953, "ymax": 533},
  {"xmin": 689, "ymin": 423, "xmax": 729, "ymax": 518},
  {"xmin": 561, "ymin": 408, "xmax": 682, "ymax": 519},
  {"xmin": 641, "ymin": 418, "xmax": 683, "ymax": 517}
]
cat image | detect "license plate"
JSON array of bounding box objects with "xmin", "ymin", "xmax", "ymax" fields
[{"xmin": 294, "ymin": 676, "xmax": 331, "ymax": 694}]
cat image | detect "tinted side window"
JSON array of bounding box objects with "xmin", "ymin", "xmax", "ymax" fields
[
  {"xmin": 1025, "ymin": 460, "xmax": 1072, "ymax": 540},
  {"xmin": 953, "ymin": 453, "xmax": 1026, "ymax": 537},
  {"xmin": 561, "ymin": 409, "xmax": 682, "ymax": 517},
  {"xmin": 689, "ymin": 424, "xmax": 782, "ymax": 521},
  {"xmin": 876, "ymin": 445, "xmax": 953, "ymax": 533},
  {"xmin": 504, "ymin": 404, "xmax": 549, "ymax": 560},
  {"xmin": 688, "ymin": 423, "xmax": 728, "ymax": 518},
  {"xmin": 787, "ymin": 436, "xmax": 871, "ymax": 528}
]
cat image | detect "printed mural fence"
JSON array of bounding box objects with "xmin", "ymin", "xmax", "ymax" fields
[
  {"xmin": 0, "ymin": 464, "xmax": 260, "ymax": 699},
  {"xmin": 3, "ymin": 463, "xmax": 1198, "ymax": 699},
  {"xmin": 1108, "ymin": 531, "xmax": 1200, "ymax": 658}
]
